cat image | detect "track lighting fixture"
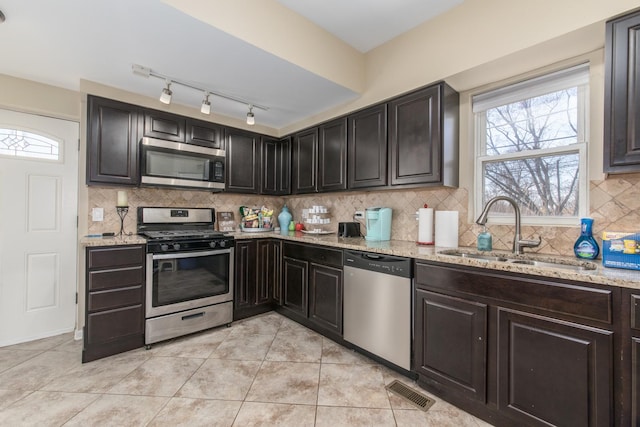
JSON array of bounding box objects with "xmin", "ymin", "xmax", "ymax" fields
[
  {"xmin": 200, "ymin": 92, "xmax": 211, "ymax": 115},
  {"xmin": 133, "ymin": 64, "xmax": 268, "ymax": 125},
  {"xmin": 159, "ymin": 80, "xmax": 172, "ymax": 105},
  {"xmin": 246, "ymin": 105, "xmax": 255, "ymax": 126}
]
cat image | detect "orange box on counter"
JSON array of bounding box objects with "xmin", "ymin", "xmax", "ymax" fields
[{"xmin": 602, "ymin": 231, "xmax": 640, "ymax": 271}]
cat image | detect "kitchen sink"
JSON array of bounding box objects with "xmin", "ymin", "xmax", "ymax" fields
[{"xmin": 437, "ymin": 249, "xmax": 598, "ymax": 272}]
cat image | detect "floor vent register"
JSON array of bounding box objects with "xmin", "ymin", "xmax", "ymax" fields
[{"xmin": 385, "ymin": 380, "xmax": 436, "ymax": 412}]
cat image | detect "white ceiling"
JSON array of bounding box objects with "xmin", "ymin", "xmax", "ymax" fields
[{"xmin": 0, "ymin": 0, "xmax": 461, "ymax": 129}]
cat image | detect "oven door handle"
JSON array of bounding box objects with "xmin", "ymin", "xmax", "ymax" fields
[{"xmin": 152, "ymin": 249, "xmax": 232, "ymax": 260}]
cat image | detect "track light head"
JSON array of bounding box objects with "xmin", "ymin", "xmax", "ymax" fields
[
  {"xmin": 159, "ymin": 80, "xmax": 172, "ymax": 104},
  {"xmin": 246, "ymin": 105, "xmax": 255, "ymax": 126},
  {"xmin": 200, "ymin": 92, "xmax": 211, "ymax": 115}
]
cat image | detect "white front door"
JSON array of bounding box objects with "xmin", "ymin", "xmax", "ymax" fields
[{"xmin": 0, "ymin": 109, "xmax": 79, "ymax": 346}]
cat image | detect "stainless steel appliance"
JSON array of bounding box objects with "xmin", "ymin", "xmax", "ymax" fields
[
  {"xmin": 140, "ymin": 137, "xmax": 225, "ymax": 190},
  {"xmin": 138, "ymin": 207, "xmax": 234, "ymax": 346},
  {"xmin": 343, "ymin": 250, "xmax": 412, "ymax": 370}
]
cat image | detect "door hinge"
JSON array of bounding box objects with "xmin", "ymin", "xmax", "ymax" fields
[
  {"xmin": 75, "ymin": 292, "xmax": 78, "ymax": 304},
  {"xmin": 78, "ymin": 138, "xmax": 80, "ymax": 151},
  {"xmin": 77, "ymin": 215, "xmax": 79, "ymax": 228}
]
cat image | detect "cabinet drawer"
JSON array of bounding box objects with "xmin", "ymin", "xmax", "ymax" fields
[
  {"xmin": 88, "ymin": 266, "xmax": 144, "ymax": 291},
  {"xmin": 88, "ymin": 245, "xmax": 145, "ymax": 269},
  {"xmin": 283, "ymin": 243, "xmax": 342, "ymax": 268},
  {"xmin": 88, "ymin": 285, "xmax": 143, "ymax": 312},
  {"xmin": 415, "ymin": 262, "xmax": 613, "ymax": 324},
  {"xmin": 85, "ymin": 304, "xmax": 144, "ymax": 345}
]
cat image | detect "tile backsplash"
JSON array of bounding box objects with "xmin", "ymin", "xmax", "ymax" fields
[{"xmin": 87, "ymin": 172, "xmax": 640, "ymax": 257}]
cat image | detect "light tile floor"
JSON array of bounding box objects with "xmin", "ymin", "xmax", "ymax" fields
[{"xmin": 0, "ymin": 312, "xmax": 493, "ymax": 426}]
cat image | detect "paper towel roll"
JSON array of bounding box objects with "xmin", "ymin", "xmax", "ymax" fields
[
  {"xmin": 417, "ymin": 208, "xmax": 434, "ymax": 244},
  {"xmin": 435, "ymin": 211, "xmax": 459, "ymax": 248}
]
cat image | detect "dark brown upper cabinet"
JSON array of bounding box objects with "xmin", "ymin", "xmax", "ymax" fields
[
  {"xmin": 347, "ymin": 104, "xmax": 388, "ymax": 189},
  {"xmin": 318, "ymin": 118, "xmax": 348, "ymax": 192},
  {"xmin": 87, "ymin": 95, "xmax": 140, "ymax": 186},
  {"xmin": 389, "ymin": 82, "xmax": 458, "ymax": 187},
  {"xmin": 292, "ymin": 128, "xmax": 318, "ymax": 194},
  {"xmin": 604, "ymin": 9, "xmax": 640, "ymax": 174},
  {"xmin": 186, "ymin": 118, "xmax": 224, "ymax": 149},
  {"xmin": 225, "ymin": 128, "xmax": 261, "ymax": 194},
  {"xmin": 143, "ymin": 110, "xmax": 185, "ymax": 142},
  {"xmin": 261, "ymin": 136, "xmax": 291, "ymax": 195}
]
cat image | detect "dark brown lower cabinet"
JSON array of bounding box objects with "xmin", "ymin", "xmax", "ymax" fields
[
  {"xmin": 233, "ymin": 239, "xmax": 280, "ymax": 320},
  {"xmin": 414, "ymin": 261, "xmax": 619, "ymax": 427},
  {"xmin": 497, "ymin": 308, "xmax": 612, "ymax": 427},
  {"xmin": 83, "ymin": 245, "xmax": 145, "ymax": 363},
  {"xmin": 282, "ymin": 256, "xmax": 308, "ymax": 317},
  {"xmin": 280, "ymin": 242, "xmax": 343, "ymax": 339},
  {"xmin": 414, "ymin": 289, "xmax": 487, "ymax": 403},
  {"xmin": 309, "ymin": 263, "xmax": 343, "ymax": 335}
]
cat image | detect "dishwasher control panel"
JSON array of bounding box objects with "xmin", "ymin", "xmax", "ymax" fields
[{"xmin": 343, "ymin": 250, "xmax": 412, "ymax": 278}]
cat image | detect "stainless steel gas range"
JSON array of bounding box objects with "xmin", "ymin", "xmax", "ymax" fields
[{"xmin": 137, "ymin": 207, "xmax": 234, "ymax": 347}]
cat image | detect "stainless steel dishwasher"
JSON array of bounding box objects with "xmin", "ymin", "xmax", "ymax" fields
[{"xmin": 343, "ymin": 250, "xmax": 412, "ymax": 370}]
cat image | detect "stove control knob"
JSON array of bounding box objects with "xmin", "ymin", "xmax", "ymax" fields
[
  {"xmin": 209, "ymin": 241, "xmax": 217, "ymax": 248},
  {"xmin": 172, "ymin": 243, "xmax": 181, "ymax": 251},
  {"xmin": 219, "ymin": 240, "xmax": 227, "ymax": 248},
  {"xmin": 160, "ymin": 244, "xmax": 169, "ymax": 252}
]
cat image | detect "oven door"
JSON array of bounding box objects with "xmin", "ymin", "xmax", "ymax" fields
[
  {"xmin": 140, "ymin": 137, "xmax": 225, "ymax": 190},
  {"xmin": 146, "ymin": 248, "xmax": 234, "ymax": 318}
]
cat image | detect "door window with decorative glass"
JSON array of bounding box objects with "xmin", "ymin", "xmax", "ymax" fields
[{"xmin": 473, "ymin": 64, "xmax": 589, "ymax": 225}]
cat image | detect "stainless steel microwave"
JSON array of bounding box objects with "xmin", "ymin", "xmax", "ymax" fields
[{"xmin": 140, "ymin": 137, "xmax": 225, "ymax": 190}]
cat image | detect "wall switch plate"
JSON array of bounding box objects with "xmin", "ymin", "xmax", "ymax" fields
[
  {"xmin": 92, "ymin": 207, "xmax": 104, "ymax": 222},
  {"xmin": 354, "ymin": 211, "xmax": 364, "ymax": 219}
]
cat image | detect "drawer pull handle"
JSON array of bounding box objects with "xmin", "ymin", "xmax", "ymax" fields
[{"xmin": 182, "ymin": 312, "xmax": 204, "ymax": 321}]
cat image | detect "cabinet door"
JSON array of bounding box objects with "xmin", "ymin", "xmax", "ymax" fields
[
  {"xmin": 414, "ymin": 289, "xmax": 487, "ymax": 402},
  {"xmin": 292, "ymin": 128, "xmax": 318, "ymax": 194},
  {"xmin": 348, "ymin": 104, "xmax": 388, "ymax": 189},
  {"xmin": 143, "ymin": 110, "xmax": 185, "ymax": 142},
  {"xmin": 257, "ymin": 240, "xmax": 281, "ymax": 306},
  {"xmin": 389, "ymin": 85, "xmax": 441, "ymax": 186},
  {"xmin": 186, "ymin": 118, "xmax": 224, "ymax": 149},
  {"xmin": 261, "ymin": 136, "xmax": 291, "ymax": 195},
  {"xmin": 497, "ymin": 308, "xmax": 613, "ymax": 427},
  {"xmin": 282, "ymin": 256, "xmax": 308, "ymax": 316},
  {"xmin": 87, "ymin": 96, "xmax": 140, "ymax": 186},
  {"xmin": 309, "ymin": 263, "xmax": 343, "ymax": 335},
  {"xmin": 318, "ymin": 118, "xmax": 347, "ymax": 192},
  {"xmin": 226, "ymin": 128, "xmax": 261, "ymax": 193},
  {"xmin": 604, "ymin": 10, "xmax": 640, "ymax": 173},
  {"xmin": 268, "ymin": 240, "xmax": 283, "ymax": 305},
  {"xmin": 234, "ymin": 240, "xmax": 257, "ymax": 310}
]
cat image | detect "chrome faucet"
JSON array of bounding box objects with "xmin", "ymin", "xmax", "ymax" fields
[{"xmin": 476, "ymin": 196, "xmax": 541, "ymax": 255}]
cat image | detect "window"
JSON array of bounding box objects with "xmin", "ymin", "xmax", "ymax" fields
[
  {"xmin": 0, "ymin": 128, "xmax": 60, "ymax": 161},
  {"xmin": 473, "ymin": 64, "xmax": 589, "ymax": 225}
]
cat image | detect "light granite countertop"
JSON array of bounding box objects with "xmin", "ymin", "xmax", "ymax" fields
[
  {"xmin": 80, "ymin": 234, "xmax": 147, "ymax": 247},
  {"xmin": 80, "ymin": 230, "xmax": 640, "ymax": 289},
  {"xmin": 233, "ymin": 230, "xmax": 640, "ymax": 290}
]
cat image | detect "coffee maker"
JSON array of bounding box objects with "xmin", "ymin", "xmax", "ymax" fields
[{"xmin": 365, "ymin": 207, "xmax": 392, "ymax": 241}]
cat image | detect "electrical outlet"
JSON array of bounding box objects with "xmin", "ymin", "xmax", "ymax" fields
[
  {"xmin": 354, "ymin": 211, "xmax": 364, "ymax": 219},
  {"xmin": 91, "ymin": 207, "xmax": 104, "ymax": 222}
]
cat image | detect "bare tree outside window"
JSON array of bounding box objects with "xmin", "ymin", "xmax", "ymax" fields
[{"xmin": 482, "ymin": 89, "xmax": 580, "ymax": 217}]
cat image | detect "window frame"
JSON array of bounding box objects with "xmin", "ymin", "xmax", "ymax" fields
[{"xmin": 473, "ymin": 64, "xmax": 590, "ymax": 227}]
